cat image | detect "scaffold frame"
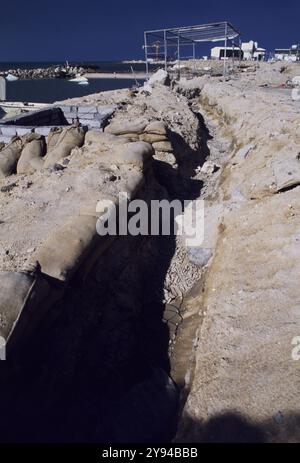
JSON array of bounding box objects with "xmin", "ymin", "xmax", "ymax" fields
[{"xmin": 144, "ymin": 21, "xmax": 241, "ymax": 77}]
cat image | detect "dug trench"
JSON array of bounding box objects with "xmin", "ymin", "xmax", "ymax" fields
[{"xmin": 0, "ymin": 92, "xmax": 229, "ymax": 443}]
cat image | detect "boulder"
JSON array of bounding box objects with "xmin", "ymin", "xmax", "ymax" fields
[
  {"xmin": 272, "ymin": 148, "xmax": 300, "ymax": 192},
  {"xmin": 292, "ymin": 76, "xmax": 300, "ymax": 86},
  {"xmin": 291, "ymin": 88, "xmax": 300, "ymax": 101},
  {"xmin": 147, "ymin": 69, "xmax": 170, "ymax": 87},
  {"xmin": 0, "ymin": 137, "xmax": 23, "ymax": 178},
  {"xmin": 17, "ymin": 133, "xmax": 46, "ymax": 174},
  {"xmin": 200, "ymin": 161, "xmax": 219, "ymax": 175}
]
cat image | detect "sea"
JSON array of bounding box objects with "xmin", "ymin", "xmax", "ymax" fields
[{"xmin": 0, "ymin": 61, "xmax": 151, "ymax": 103}]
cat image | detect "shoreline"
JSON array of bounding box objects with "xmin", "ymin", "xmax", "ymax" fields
[{"xmin": 84, "ymin": 72, "xmax": 146, "ymax": 80}]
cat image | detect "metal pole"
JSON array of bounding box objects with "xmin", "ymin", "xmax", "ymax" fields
[
  {"xmin": 239, "ymin": 37, "xmax": 242, "ymax": 64},
  {"xmin": 0, "ymin": 77, "xmax": 6, "ymax": 101},
  {"xmin": 177, "ymin": 34, "xmax": 181, "ymax": 79},
  {"xmin": 164, "ymin": 30, "xmax": 167, "ymax": 72},
  {"xmin": 193, "ymin": 42, "xmax": 196, "ymax": 74},
  {"xmin": 223, "ymin": 22, "xmax": 228, "ymax": 78},
  {"xmin": 144, "ymin": 31, "xmax": 149, "ymax": 78}
]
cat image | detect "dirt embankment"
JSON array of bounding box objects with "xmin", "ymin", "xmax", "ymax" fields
[{"xmin": 175, "ymin": 64, "xmax": 300, "ymax": 443}]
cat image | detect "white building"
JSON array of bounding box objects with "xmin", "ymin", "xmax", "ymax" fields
[
  {"xmin": 274, "ymin": 45, "xmax": 300, "ymax": 61},
  {"xmin": 211, "ymin": 40, "xmax": 266, "ymax": 61}
]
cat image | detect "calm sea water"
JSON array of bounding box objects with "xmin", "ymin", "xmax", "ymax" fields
[
  {"xmin": 5, "ymin": 78, "xmax": 143, "ymax": 103},
  {"xmin": 1, "ymin": 61, "xmax": 150, "ymax": 103}
]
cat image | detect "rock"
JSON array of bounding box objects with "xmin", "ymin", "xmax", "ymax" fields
[
  {"xmin": 200, "ymin": 161, "xmax": 219, "ymax": 175},
  {"xmin": 291, "ymin": 88, "xmax": 300, "ymax": 101},
  {"xmin": 147, "ymin": 69, "xmax": 170, "ymax": 87},
  {"xmin": 233, "ymin": 144, "xmax": 254, "ymax": 163},
  {"xmin": 26, "ymin": 247, "xmax": 36, "ymax": 253},
  {"xmin": 292, "ymin": 76, "xmax": 300, "ymax": 86},
  {"xmin": 272, "ymin": 148, "xmax": 300, "ymax": 192},
  {"xmin": 152, "ymin": 141, "xmax": 173, "ymax": 152},
  {"xmin": 188, "ymin": 247, "xmax": 213, "ymax": 267}
]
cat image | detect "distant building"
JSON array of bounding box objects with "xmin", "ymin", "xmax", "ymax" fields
[
  {"xmin": 274, "ymin": 45, "xmax": 300, "ymax": 61},
  {"xmin": 211, "ymin": 40, "xmax": 266, "ymax": 61}
]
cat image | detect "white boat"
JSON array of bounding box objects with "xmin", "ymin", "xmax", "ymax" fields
[
  {"xmin": 5, "ymin": 73, "xmax": 19, "ymax": 81},
  {"xmin": 69, "ymin": 75, "xmax": 89, "ymax": 84}
]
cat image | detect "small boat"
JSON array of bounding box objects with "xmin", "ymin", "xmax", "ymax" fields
[
  {"xmin": 5, "ymin": 73, "xmax": 18, "ymax": 81},
  {"xmin": 69, "ymin": 75, "xmax": 89, "ymax": 85}
]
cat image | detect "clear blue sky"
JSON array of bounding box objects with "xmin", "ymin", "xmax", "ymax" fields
[{"xmin": 0, "ymin": 0, "xmax": 299, "ymax": 61}]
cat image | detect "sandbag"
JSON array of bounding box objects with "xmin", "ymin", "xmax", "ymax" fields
[
  {"xmin": 139, "ymin": 133, "xmax": 168, "ymax": 143},
  {"xmin": 119, "ymin": 133, "xmax": 140, "ymax": 142},
  {"xmin": 152, "ymin": 141, "xmax": 173, "ymax": 152},
  {"xmin": 0, "ymin": 264, "xmax": 51, "ymax": 353},
  {"xmin": 31, "ymin": 215, "xmax": 106, "ymax": 281},
  {"xmin": 47, "ymin": 127, "xmax": 63, "ymax": 152},
  {"xmin": 0, "ymin": 137, "xmax": 23, "ymax": 178},
  {"xmin": 17, "ymin": 133, "xmax": 46, "ymax": 174},
  {"xmin": 144, "ymin": 120, "xmax": 168, "ymax": 136},
  {"xmin": 96, "ymin": 141, "xmax": 154, "ymax": 168},
  {"xmin": 85, "ymin": 130, "xmax": 130, "ymax": 146},
  {"xmin": 105, "ymin": 119, "xmax": 148, "ymax": 136},
  {"xmin": 44, "ymin": 125, "xmax": 86, "ymax": 167}
]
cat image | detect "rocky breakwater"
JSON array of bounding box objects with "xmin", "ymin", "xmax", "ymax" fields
[{"xmin": 1, "ymin": 64, "xmax": 94, "ymax": 80}]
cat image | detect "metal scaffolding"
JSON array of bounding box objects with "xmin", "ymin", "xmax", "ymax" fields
[{"xmin": 144, "ymin": 21, "xmax": 241, "ymax": 78}]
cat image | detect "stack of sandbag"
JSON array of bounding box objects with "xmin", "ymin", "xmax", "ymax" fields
[
  {"xmin": 0, "ymin": 136, "xmax": 23, "ymax": 178},
  {"xmin": 140, "ymin": 121, "xmax": 173, "ymax": 153},
  {"xmin": 44, "ymin": 125, "xmax": 86, "ymax": 167},
  {"xmin": 105, "ymin": 118, "xmax": 148, "ymax": 141},
  {"xmin": 73, "ymin": 134, "xmax": 153, "ymax": 170},
  {"xmin": 17, "ymin": 133, "xmax": 46, "ymax": 175},
  {"xmin": 104, "ymin": 118, "xmax": 173, "ymax": 153}
]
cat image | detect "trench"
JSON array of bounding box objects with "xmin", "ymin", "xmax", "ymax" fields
[{"xmin": 0, "ymin": 100, "xmax": 227, "ymax": 443}]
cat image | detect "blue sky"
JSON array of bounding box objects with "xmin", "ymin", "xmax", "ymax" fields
[{"xmin": 0, "ymin": 0, "xmax": 299, "ymax": 61}]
